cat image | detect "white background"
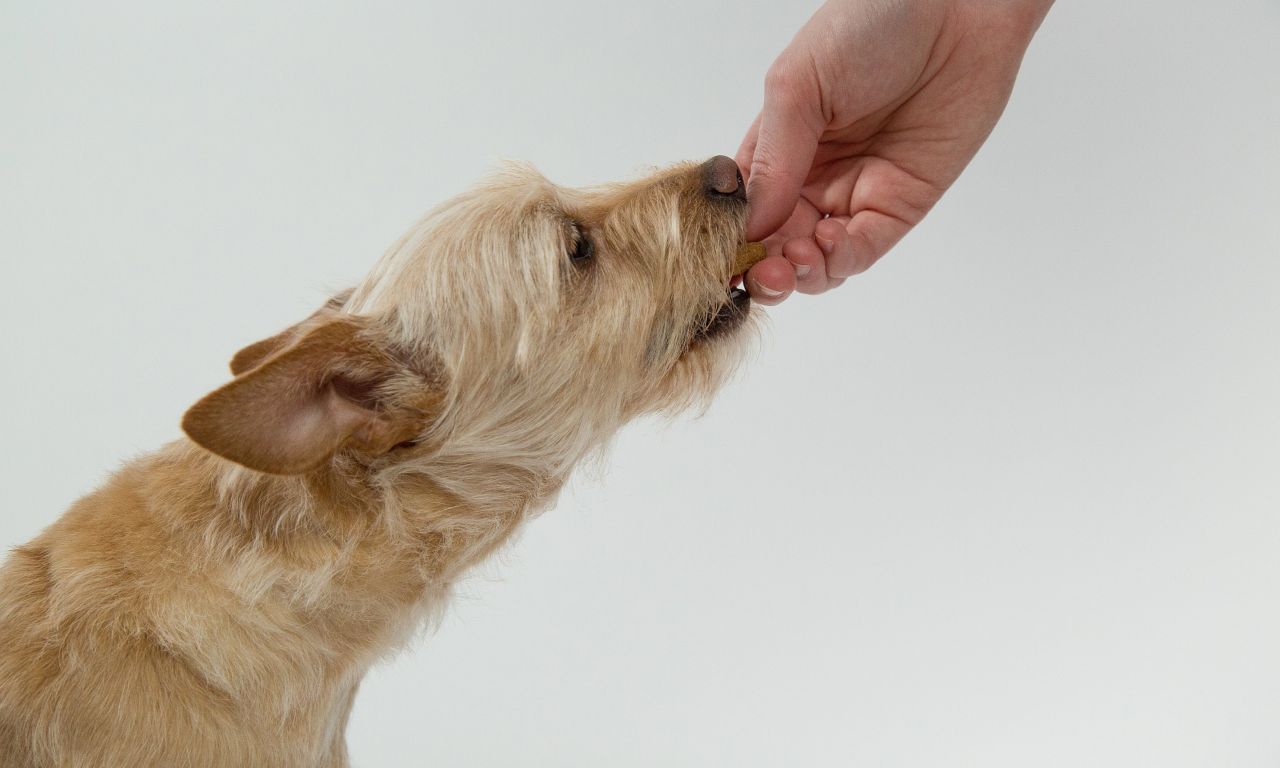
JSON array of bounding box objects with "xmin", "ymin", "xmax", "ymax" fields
[{"xmin": 3, "ymin": 1, "xmax": 1279, "ymax": 766}]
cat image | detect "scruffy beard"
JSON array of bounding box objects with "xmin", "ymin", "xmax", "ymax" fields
[{"xmin": 640, "ymin": 306, "xmax": 761, "ymax": 418}]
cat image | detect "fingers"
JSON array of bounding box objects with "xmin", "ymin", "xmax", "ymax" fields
[
  {"xmin": 837, "ymin": 209, "xmax": 913, "ymax": 277},
  {"xmin": 747, "ymin": 210, "xmax": 904, "ymax": 302},
  {"xmin": 743, "ymin": 63, "xmax": 824, "ymax": 242},
  {"xmin": 745, "ymin": 234, "xmax": 841, "ymax": 300},
  {"xmin": 814, "ymin": 217, "xmax": 859, "ymax": 280},
  {"xmin": 745, "ymin": 255, "xmax": 796, "ymax": 305},
  {"xmin": 781, "ymin": 236, "xmax": 828, "ymax": 294}
]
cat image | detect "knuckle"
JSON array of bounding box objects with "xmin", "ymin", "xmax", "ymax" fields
[
  {"xmin": 764, "ymin": 57, "xmax": 809, "ymax": 97},
  {"xmin": 764, "ymin": 53, "xmax": 822, "ymax": 115}
]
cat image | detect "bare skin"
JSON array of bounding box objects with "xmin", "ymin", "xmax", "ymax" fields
[{"xmin": 738, "ymin": 0, "xmax": 1054, "ymax": 303}]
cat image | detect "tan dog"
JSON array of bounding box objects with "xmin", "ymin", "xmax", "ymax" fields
[{"xmin": 0, "ymin": 156, "xmax": 764, "ymax": 767}]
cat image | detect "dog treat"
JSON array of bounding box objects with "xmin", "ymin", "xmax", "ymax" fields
[{"xmin": 732, "ymin": 242, "xmax": 767, "ymax": 275}]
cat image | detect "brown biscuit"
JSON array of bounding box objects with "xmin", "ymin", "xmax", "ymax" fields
[{"xmin": 732, "ymin": 242, "xmax": 767, "ymax": 275}]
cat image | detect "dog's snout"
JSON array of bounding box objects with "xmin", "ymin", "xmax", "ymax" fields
[{"xmin": 702, "ymin": 155, "xmax": 745, "ymax": 202}]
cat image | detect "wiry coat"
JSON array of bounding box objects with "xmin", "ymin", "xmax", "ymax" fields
[{"xmin": 0, "ymin": 159, "xmax": 757, "ymax": 767}]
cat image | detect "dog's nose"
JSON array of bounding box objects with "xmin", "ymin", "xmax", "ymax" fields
[{"xmin": 702, "ymin": 155, "xmax": 746, "ymax": 202}]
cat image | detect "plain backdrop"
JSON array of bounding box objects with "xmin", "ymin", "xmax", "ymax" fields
[{"xmin": 3, "ymin": 1, "xmax": 1279, "ymax": 766}]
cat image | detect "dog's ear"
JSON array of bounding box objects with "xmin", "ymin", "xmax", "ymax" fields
[
  {"xmin": 183, "ymin": 316, "xmax": 437, "ymax": 475},
  {"xmin": 229, "ymin": 333, "xmax": 290, "ymax": 377},
  {"xmin": 229, "ymin": 290, "xmax": 354, "ymax": 376}
]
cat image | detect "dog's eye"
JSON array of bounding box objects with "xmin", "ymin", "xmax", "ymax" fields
[{"xmin": 568, "ymin": 224, "xmax": 594, "ymax": 264}]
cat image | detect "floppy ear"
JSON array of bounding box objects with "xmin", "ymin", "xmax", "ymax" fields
[
  {"xmin": 229, "ymin": 290, "xmax": 354, "ymax": 376},
  {"xmin": 183, "ymin": 317, "xmax": 433, "ymax": 475}
]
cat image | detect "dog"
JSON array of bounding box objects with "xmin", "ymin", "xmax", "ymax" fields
[{"xmin": 0, "ymin": 155, "xmax": 764, "ymax": 767}]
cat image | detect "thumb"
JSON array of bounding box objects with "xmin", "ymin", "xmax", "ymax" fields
[{"xmin": 744, "ymin": 65, "xmax": 823, "ymax": 241}]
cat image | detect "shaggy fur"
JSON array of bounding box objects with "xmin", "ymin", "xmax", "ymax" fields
[{"xmin": 0, "ymin": 158, "xmax": 758, "ymax": 766}]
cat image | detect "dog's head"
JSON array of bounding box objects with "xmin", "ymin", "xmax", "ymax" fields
[{"xmin": 183, "ymin": 157, "xmax": 760, "ymax": 484}]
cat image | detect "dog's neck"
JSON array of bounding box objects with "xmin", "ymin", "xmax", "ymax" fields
[{"xmin": 153, "ymin": 440, "xmax": 556, "ymax": 716}]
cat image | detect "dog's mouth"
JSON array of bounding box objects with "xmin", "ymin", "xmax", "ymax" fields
[
  {"xmin": 691, "ymin": 242, "xmax": 765, "ymax": 343},
  {"xmin": 693, "ymin": 282, "xmax": 751, "ymax": 342}
]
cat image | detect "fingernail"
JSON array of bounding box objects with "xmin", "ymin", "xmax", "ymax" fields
[
  {"xmin": 750, "ymin": 279, "xmax": 784, "ymax": 298},
  {"xmin": 794, "ymin": 263, "xmax": 811, "ymax": 278},
  {"xmin": 816, "ymin": 235, "xmax": 834, "ymax": 255}
]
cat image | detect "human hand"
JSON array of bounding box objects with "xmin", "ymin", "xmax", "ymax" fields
[{"xmin": 737, "ymin": 0, "xmax": 1053, "ymax": 303}]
